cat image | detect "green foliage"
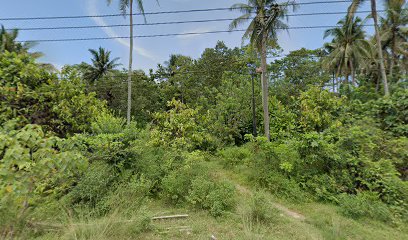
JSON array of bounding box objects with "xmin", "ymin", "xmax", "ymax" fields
[
  {"xmin": 150, "ymin": 99, "xmax": 217, "ymax": 151},
  {"xmin": 371, "ymin": 88, "xmax": 408, "ymax": 137},
  {"xmin": 0, "ymin": 52, "xmax": 107, "ymax": 136},
  {"xmin": 2, "ymin": 26, "xmax": 408, "ymax": 239},
  {"xmin": 160, "ymin": 153, "xmax": 236, "ymax": 217},
  {"xmin": 161, "ymin": 155, "xmax": 209, "ymax": 204},
  {"xmin": 71, "ymin": 113, "xmax": 140, "ymax": 166},
  {"xmin": 338, "ymin": 192, "xmax": 393, "ymax": 222},
  {"xmin": 209, "ymin": 72, "xmax": 261, "ymax": 145},
  {"xmin": 260, "ymin": 172, "xmax": 310, "ymax": 203},
  {"xmin": 41, "ymin": 78, "xmax": 106, "ymax": 135},
  {"xmin": 67, "ymin": 162, "xmax": 117, "ymax": 214},
  {"xmin": 0, "ymin": 123, "xmax": 87, "ymax": 234},
  {"xmin": 270, "ymin": 48, "xmax": 329, "ymax": 105},
  {"xmin": 91, "ymin": 111, "xmax": 127, "ymax": 134},
  {"xmin": 90, "ymin": 70, "xmax": 162, "ymax": 126},
  {"xmin": 269, "ymin": 96, "xmax": 298, "ymax": 140},
  {"xmin": 299, "ymin": 87, "xmax": 344, "ymax": 132},
  {"xmin": 218, "ymin": 146, "xmax": 252, "ymax": 167},
  {"xmin": 248, "ymin": 190, "xmax": 277, "ymax": 223},
  {"xmin": 188, "ymin": 177, "xmax": 236, "ymax": 217}
]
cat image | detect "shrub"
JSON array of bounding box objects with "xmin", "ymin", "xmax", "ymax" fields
[
  {"xmin": 248, "ymin": 190, "xmax": 276, "ymax": 223},
  {"xmin": 0, "ymin": 123, "xmax": 87, "ymax": 236},
  {"xmin": 188, "ymin": 177, "xmax": 237, "ymax": 217},
  {"xmin": 91, "ymin": 111, "xmax": 127, "ymax": 134},
  {"xmin": 150, "ymin": 99, "xmax": 218, "ymax": 151},
  {"xmin": 218, "ymin": 146, "xmax": 251, "ymax": 167},
  {"xmin": 299, "ymin": 86, "xmax": 345, "ymax": 132},
  {"xmin": 102, "ymin": 174, "xmax": 153, "ymax": 215},
  {"xmin": 338, "ymin": 192, "xmax": 393, "ymax": 223},
  {"xmin": 260, "ymin": 172, "xmax": 309, "ymax": 203},
  {"xmin": 269, "ymin": 96, "xmax": 298, "ymax": 140},
  {"xmin": 371, "ymin": 88, "xmax": 408, "ymax": 137},
  {"xmin": 0, "ymin": 52, "xmax": 108, "ymax": 137},
  {"xmin": 67, "ymin": 162, "xmax": 117, "ymax": 215},
  {"xmin": 303, "ymin": 174, "xmax": 343, "ymax": 202},
  {"xmin": 161, "ymin": 157, "xmax": 209, "ymax": 204}
]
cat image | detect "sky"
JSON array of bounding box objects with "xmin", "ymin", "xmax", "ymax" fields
[{"xmin": 0, "ymin": 0, "xmax": 375, "ymax": 72}]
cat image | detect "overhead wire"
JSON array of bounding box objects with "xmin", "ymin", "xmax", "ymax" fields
[
  {"xmin": 18, "ymin": 24, "xmax": 378, "ymax": 43},
  {"xmin": 6, "ymin": 10, "xmax": 383, "ymax": 32},
  {"xmin": 0, "ymin": 1, "xmax": 354, "ymax": 21}
]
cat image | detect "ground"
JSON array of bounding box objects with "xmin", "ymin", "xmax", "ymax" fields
[{"xmin": 36, "ymin": 161, "xmax": 408, "ymax": 240}]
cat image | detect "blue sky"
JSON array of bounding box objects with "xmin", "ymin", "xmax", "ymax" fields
[{"xmin": 0, "ymin": 0, "xmax": 374, "ymax": 71}]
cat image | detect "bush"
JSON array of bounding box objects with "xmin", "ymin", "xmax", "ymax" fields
[
  {"xmin": 218, "ymin": 146, "xmax": 251, "ymax": 167},
  {"xmin": 0, "ymin": 52, "xmax": 108, "ymax": 137},
  {"xmin": 102, "ymin": 174, "xmax": 153, "ymax": 215},
  {"xmin": 150, "ymin": 99, "xmax": 218, "ymax": 151},
  {"xmin": 371, "ymin": 88, "xmax": 408, "ymax": 137},
  {"xmin": 67, "ymin": 162, "xmax": 118, "ymax": 215},
  {"xmin": 161, "ymin": 157, "xmax": 209, "ymax": 204},
  {"xmin": 299, "ymin": 86, "xmax": 345, "ymax": 132},
  {"xmin": 248, "ymin": 190, "xmax": 276, "ymax": 223},
  {"xmin": 260, "ymin": 172, "xmax": 309, "ymax": 203},
  {"xmin": 338, "ymin": 192, "xmax": 393, "ymax": 223},
  {"xmin": 303, "ymin": 174, "xmax": 343, "ymax": 202},
  {"xmin": 0, "ymin": 123, "xmax": 87, "ymax": 236},
  {"xmin": 188, "ymin": 177, "xmax": 236, "ymax": 217},
  {"xmin": 91, "ymin": 111, "xmax": 127, "ymax": 134}
]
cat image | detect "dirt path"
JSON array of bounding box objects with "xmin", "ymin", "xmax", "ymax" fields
[
  {"xmin": 213, "ymin": 166, "xmax": 306, "ymax": 221},
  {"xmin": 235, "ymin": 181, "xmax": 306, "ymax": 221}
]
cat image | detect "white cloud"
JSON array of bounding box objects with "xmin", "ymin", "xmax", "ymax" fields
[{"xmin": 87, "ymin": 0, "xmax": 158, "ymax": 62}]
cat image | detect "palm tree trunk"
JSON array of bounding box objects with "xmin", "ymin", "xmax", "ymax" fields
[
  {"xmin": 127, "ymin": 0, "xmax": 134, "ymax": 125},
  {"xmin": 336, "ymin": 65, "xmax": 341, "ymax": 93},
  {"xmin": 371, "ymin": 0, "xmax": 389, "ymax": 96},
  {"xmin": 251, "ymin": 72, "xmax": 257, "ymax": 137},
  {"xmin": 127, "ymin": 0, "xmax": 133, "ymax": 125},
  {"xmin": 350, "ymin": 59, "xmax": 356, "ymax": 86},
  {"xmin": 389, "ymin": 36, "xmax": 396, "ymax": 81},
  {"xmin": 261, "ymin": 34, "xmax": 270, "ymax": 141}
]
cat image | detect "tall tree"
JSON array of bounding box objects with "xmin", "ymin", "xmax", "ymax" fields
[
  {"xmin": 380, "ymin": 0, "xmax": 408, "ymax": 80},
  {"xmin": 0, "ymin": 25, "xmax": 42, "ymax": 58},
  {"xmin": 106, "ymin": 0, "xmax": 158, "ymax": 125},
  {"xmin": 229, "ymin": 0, "xmax": 294, "ymax": 141},
  {"xmin": 348, "ymin": 0, "xmax": 390, "ymax": 96},
  {"xmin": 323, "ymin": 17, "xmax": 371, "ymax": 87},
  {"xmin": 83, "ymin": 47, "xmax": 120, "ymax": 84}
]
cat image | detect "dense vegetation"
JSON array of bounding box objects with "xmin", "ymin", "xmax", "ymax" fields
[{"xmin": 1, "ymin": 0, "xmax": 407, "ymax": 239}]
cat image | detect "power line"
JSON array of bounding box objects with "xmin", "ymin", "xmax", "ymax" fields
[
  {"xmin": 0, "ymin": 1, "xmax": 354, "ymax": 21},
  {"xmin": 18, "ymin": 25, "xmax": 375, "ymax": 43},
  {"xmin": 7, "ymin": 10, "xmax": 382, "ymax": 32}
]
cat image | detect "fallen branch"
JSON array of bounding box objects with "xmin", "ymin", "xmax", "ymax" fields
[{"xmin": 152, "ymin": 214, "xmax": 189, "ymax": 220}]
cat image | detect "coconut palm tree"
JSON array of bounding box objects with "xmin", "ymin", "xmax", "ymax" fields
[
  {"xmin": 83, "ymin": 47, "xmax": 120, "ymax": 84},
  {"xmin": 323, "ymin": 17, "xmax": 372, "ymax": 87},
  {"xmin": 380, "ymin": 0, "xmax": 408, "ymax": 80},
  {"xmin": 106, "ymin": 0, "xmax": 159, "ymax": 125},
  {"xmin": 0, "ymin": 25, "xmax": 42, "ymax": 58},
  {"xmin": 348, "ymin": 0, "xmax": 391, "ymax": 96},
  {"xmin": 229, "ymin": 0, "xmax": 295, "ymax": 141}
]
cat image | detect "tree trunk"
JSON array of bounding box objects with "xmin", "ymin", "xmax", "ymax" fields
[
  {"xmin": 127, "ymin": 0, "xmax": 134, "ymax": 125},
  {"xmin": 261, "ymin": 34, "xmax": 270, "ymax": 141},
  {"xmin": 371, "ymin": 0, "xmax": 390, "ymax": 96},
  {"xmin": 335, "ymin": 65, "xmax": 341, "ymax": 94},
  {"xmin": 350, "ymin": 59, "xmax": 356, "ymax": 86},
  {"xmin": 251, "ymin": 73, "xmax": 257, "ymax": 137},
  {"xmin": 389, "ymin": 35, "xmax": 397, "ymax": 81}
]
